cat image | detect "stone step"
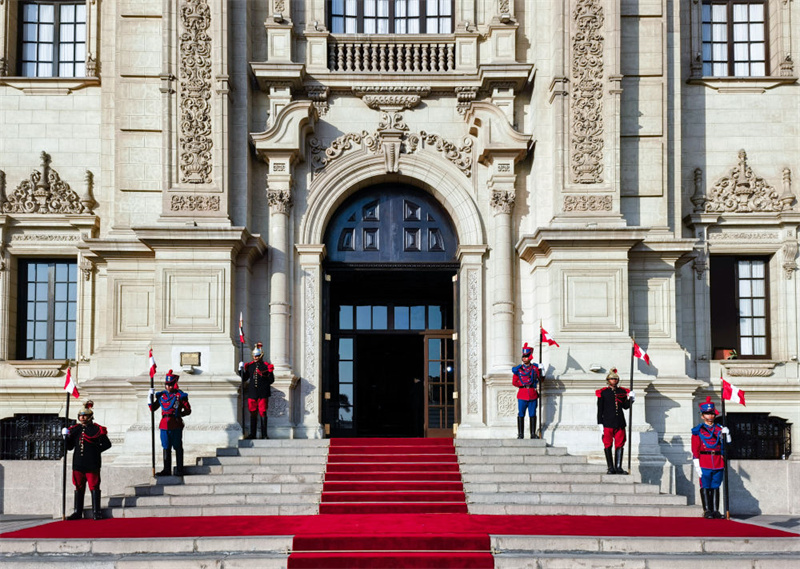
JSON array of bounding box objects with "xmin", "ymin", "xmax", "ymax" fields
[
  {"xmin": 455, "ymin": 439, "xmax": 548, "ymax": 448},
  {"xmin": 460, "ymin": 463, "xmax": 607, "ymax": 474},
  {"xmin": 226, "ymin": 446, "xmax": 329, "ymax": 457},
  {"xmin": 131, "ymin": 482, "xmax": 322, "ymax": 496},
  {"xmin": 464, "ymin": 482, "xmax": 660, "ymax": 494},
  {"xmin": 462, "ymin": 472, "xmax": 633, "ymax": 484},
  {"xmin": 469, "ymin": 503, "xmax": 702, "ymax": 516},
  {"xmin": 107, "ymin": 503, "xmax": 317, "ymax": 517},
  {"xmin": 177, "ymin": 472, "xmax": 324, "ymax": 484},
  {"xmin": 199, "ymin": 455, "xmax": 327, "ymax": 466},
  {"xmin": 467, "ymin": 491, "xmax": 687, "ymax": 506},
  {"xmin": 109, "ymin": 492, "xmax": 318, "ymax": 507},
  {"xmin": 494, "ymin": 553, "xmax": 799, "ymax": 568},
  {"xmin": 237, "ymin": 439, "xmax": 329, "ymax": 449},
  {"xmin": 189, "ymin": 464, "xmax": 325, "ymax": 475},
  {"xmin": 458, "ymin": 454, "xmax": 587, "ymax": 465},
  {"xmin": 456, "ymin": 446, "xmax": 568, "ymax": 456},
  {"xmin": 0, "ymin": 554, "xmax": 288, "ymax": 568}
]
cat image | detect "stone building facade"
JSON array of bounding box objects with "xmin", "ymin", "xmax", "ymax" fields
[{"xmin": 0, "ymin": 0, "xmax": 798, "ymax": 501}]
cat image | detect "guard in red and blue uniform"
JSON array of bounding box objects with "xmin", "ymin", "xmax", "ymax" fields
[
  {"xmin": 596, "ymin": 368, "xmax": 635, "ymax": 474},
  {"xmin": 63, "ymin": 400, "xmax": 112, "ymax": 520},
  {"xmin": 691, "ymin": 396, "xmax": 730, "ymax": 518},
  {"xmin": 241, "ymin": 342, "xmax": 274, "ymax": 439},
  {"xmin": 512, "ymin": 343, "xmax": 542, "ymax": 439},
  {"xmin": 148, "ymin": 370, "xmax": 191, "ymax": 476}
]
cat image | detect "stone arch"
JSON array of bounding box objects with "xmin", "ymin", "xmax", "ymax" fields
[{"xmin": 299, "ymin": 150, "xmax": 486, "ymax": 249}]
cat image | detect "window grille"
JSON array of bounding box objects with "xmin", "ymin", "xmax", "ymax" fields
[
  {"xmin": 0, "ymin": 413, "xmax": 71, "ymax": 460},
  {"xmin": 721, "ymin": 412, "xmax": 792, "ymax": 459}
]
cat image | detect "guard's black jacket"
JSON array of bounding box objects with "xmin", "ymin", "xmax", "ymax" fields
[
  {"xmin": 65, "ymin": 422, "xmax": 112, "ymax": 472},
  {"xmin": 596, "ymin": 386, "xmax": 631, "ymax": 429},
  {"xmin": 243, "ymin": 359, "xmax": 275, "ymax": 399}
]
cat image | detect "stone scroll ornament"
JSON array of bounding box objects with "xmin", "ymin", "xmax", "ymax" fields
[
  {"xmin": 702, "ymin": 150, "xmax": 794, "ymax": 213},
  {"xmin": 570, "ymin": 0, "xmax": 605, "ymax": 184},
  {"xmin": 179, "ymin": 0, "xmax": 213, "ymax": 184},
  {"xmin": 1, "ymin": 152, "xmax": 94, "ymax": 214}
]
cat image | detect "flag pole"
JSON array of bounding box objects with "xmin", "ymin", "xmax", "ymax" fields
[
  {"xmin": 61, "ymin": 363, "xmax": 73, "ymax": 521},
  {"xmin": 627, "ymin": 335, "xmax": 635, "ymax": 474},
  {"xmin": 150, "ymin": 348, "xmax": 156, "ymax": 478},
  {"xmin": 538, "ymin": 322, "xmax": 544, "ymax": 439},
  {"xmin": 720, "ymin": 378, "xmax": 731, "ymax": 519},
  {"xmin": 239, "ymin": 318, "xmax": 246, "ymax": 437}
]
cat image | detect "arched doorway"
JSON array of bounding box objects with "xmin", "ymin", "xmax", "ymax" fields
[{"xmin": 322, "ymin": 183, "xmax": 459, "ymax": 437}]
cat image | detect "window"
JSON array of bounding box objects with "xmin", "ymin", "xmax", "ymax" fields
[
  {"xmin": 19, "ymin": 1, "xmax": 86, "ymax": 78},
  {"xmin": 702, "ymin": 1, "xmax": 767, "ymax": 77},
  {"xmin": 710, "ymin": 256, "xmax": 769, "ymax": 358},
  {"xmin": 0, "ymin": 413, "xmax": 71, "ymax": 460},
  {"xmin": 17, "ymin": 260, "xmax": 78, "ymax": 360},
  {"xmin": 329, "ymin": 0, "xmax": 453, "ymax": 34}
]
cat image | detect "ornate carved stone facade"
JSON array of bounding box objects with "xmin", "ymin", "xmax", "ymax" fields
[
  {"xmin": 563, "ymin": 194, "xmax": 611, "ymax": 212},
  {"xmin": 178, "ymin": 0, "xmax": 214, "ymax": 184},
  {"xmin": 701, "ymin": 150, "xmax": 794, "ymax": 213},
  {"xmin": 267, "ymin": 189, "xmax": 293, "ymax": 214},
  {"xmin": 170, "ymin": 194, "xmax": 220, "ymax": 211}
]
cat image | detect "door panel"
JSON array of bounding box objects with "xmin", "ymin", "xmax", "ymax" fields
[{"xmin": 425, "ymin": 334, "xmax": 456, "ymax": 438}]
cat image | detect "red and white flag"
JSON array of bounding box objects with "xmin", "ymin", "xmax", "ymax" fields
[
  {"xmin": 238, "ymin": 312, "xmax": 245, "ymax": 344},
  {"xmin": 149, "ymin": 348, "xmax": 157, "ymax": 380},
  {"xmin": 64, "ymin": 367, "xmax": 79, "ymax": 399},
  {"xmin": 541, "ymin": 326, "xmax": 559, "ymax": 347},
  {"xmin": 722, "ymin": 378, "xmax": 746, "ymax": 406},
  {"xmin": 633, "ymin": 342, "xmax": 651, "ymax": 366}
]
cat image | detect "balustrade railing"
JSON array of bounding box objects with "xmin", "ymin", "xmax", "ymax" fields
[{"xmin": 328, "ymin": 36, "xmax": 456, "ymax": 73}]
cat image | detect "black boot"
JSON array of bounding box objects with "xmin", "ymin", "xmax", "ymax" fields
[
  {"xmin": 614, "ymin": 447, "xmax": 628, "ymax": 475},
  {"xmin": 516, "ymin": 417, "xmax": 524, "ymax": 439},
  {"xmin": 604, "ymin": 447, "xmax": 615, "ymax": 474},
  {"xmin": 66, "ymin": 488, "xmax": 85, "ymax": 520},
  {"xmin": 711, "ymin": 488, "xmax": 723, "ymax": 518},
  {"xmin": 530, "ymin": 418, "xmax": 536, "ymax": 439},
  {"xmin": 700, "ymin": 488, "xmax": 711, "ymax": 518},
  {"xmin": 156, "ymin": 449, "xmax": 171, "ymax": 476},
  {"xmin": 90, "ymin": 489, "xmax": 103, "ymax": 520},
  {"xmin": 260, "ymin": 415, "xmax": 269, "ymax": 439},
  {"xmin": 247, "ymin": 414, "xmax": 257, "ymax": 440},
  {"xmin": 174, "ymin": 448, "xmax": 185, "ymax": 476}
]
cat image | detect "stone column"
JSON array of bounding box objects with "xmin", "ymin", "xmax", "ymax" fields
[
  {"xmin": 296, "ymin": 244, "xmax": 326, "ymax": 439},
  {"xmin": 488, "ymin": 183, "xmax": 516, "ymax": 375}
]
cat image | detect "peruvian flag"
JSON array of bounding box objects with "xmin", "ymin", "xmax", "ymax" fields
[
  {"xmin": 541, "ymin": 326, "xmax": 559, "ymax": 347},
  {"xmin": 149, "ymin": 348, "xmax": 157, "ymax": 380},
  {"xmin": 722, "ymin": 378, "xmax": 746, "ymax": 406},
  {"xmin": 238, "ymin": 312, "xmax": 245, "ymax": 344},
  {"xmin": 633, "ymin": 342, "xmax": 652, "ymax": 366},
  {"xmin": 64, "ymin": 367, "xmax": 79, "ymax": 399}
]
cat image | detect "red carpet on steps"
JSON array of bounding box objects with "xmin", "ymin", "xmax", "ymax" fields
[{"xmin": 320, "ymin": 438, "xmax": 467, "ymax": 515}]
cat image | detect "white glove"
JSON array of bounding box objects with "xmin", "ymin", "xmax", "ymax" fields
[
  {"xmin": 721, "ymin": 426, "xmax": 731, "ymax": 443},
  {"xmin": 61, "ymin": 427, "xmax": 69, "ymax": 436},
  {"xmin": 238, "ymin": 361, "xmax": 244, "ymax": 371},
  {"xmin": 148, "ymin": 388, "xmax": 155, "ymax": 404},
  {"xmin": 598, "ymin": 424, "xmax": 604, "ymax": 433},
  {"xmin": 693, "ymin": 458, "xmax": 702, "ymax": 479},
  {"xmin": 628, "ymin": 390, "xmax": 636, "ymax": 401}
]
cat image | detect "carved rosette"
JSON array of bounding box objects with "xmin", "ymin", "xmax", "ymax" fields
[
  {"xmin": 170, "ymin": 194, "xmax": 220, "ymax": 211},
  {"xmin": 1, "ymin": 152, "xmax": 93, "ymax": 214},
  {"xmin": 267, "ymin": 190, "xmax": 293, "ymax": 214},
  {"xmin": 704, "ymin": 150, "xmax": 792, "ymax": 213},
  {"xmin": 179, "ymin": 0, "xmax": 213, "ymax": 184},
  {"xmin": 570, "ymin": 0, "xmax": 605, "ymax": 184},
  {"xmin": 563, "ymin": 194, "xmax": 612, "ymax": 212},
  {"xmin": 497, "ymin": 391, "xmax": 517, "ymax": 418},
  {"xmin": 490, "ymin": 190, "xmax": 516, "ymax": 215}
]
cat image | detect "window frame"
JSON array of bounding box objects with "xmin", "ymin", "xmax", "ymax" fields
[
  {"xmin": 328, "ymin": 0, "xmax": 455, "ymax": 35},
  {"xmin": 17, "ymin": 0, "xmax": 87, "ymax": 78},
  {"xmin": 16, "ymin": 259, "xmax": 78, "ymax": 361},
  {"xmin": 701, "ymin": 0, "xmax": 769, "ymax": 78}
]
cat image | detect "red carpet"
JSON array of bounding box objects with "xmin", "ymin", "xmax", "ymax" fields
[{"xmin": 320, "ymin": 438, "xmax": 467, "ymax": 515}]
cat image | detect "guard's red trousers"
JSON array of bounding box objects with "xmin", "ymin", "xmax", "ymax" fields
[
  {"xmin": 72, "ymin": 470, "xmax": 101, "ymax": 491},
  {"xmin": 248, "ymin": 398, "xmax": 268, "ymax": 417},
  {"xmin": 602, "ymin": 427, "xmax": 626, "ymax": 449}
]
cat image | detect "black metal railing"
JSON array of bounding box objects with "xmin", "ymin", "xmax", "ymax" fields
[
  {"xmin": 722, "ymin": 413, "xmax": 792, "ymax": 460},
  {"xmin": 0, "ymin": 413, "xmax": 72, "ymax": 460}
]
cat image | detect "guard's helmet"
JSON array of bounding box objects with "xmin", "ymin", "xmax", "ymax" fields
[
  {"xmin": 252, "ymin": 342, "xmax": 263, "ymax": 360},
  {"xmin": 77, "ymin": 400, "xmax": 94, "ymax": 419}
]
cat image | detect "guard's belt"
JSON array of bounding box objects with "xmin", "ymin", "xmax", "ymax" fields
[{"xmin": 700, "ymin": 450, "xmax": 721, "ymax": 455}]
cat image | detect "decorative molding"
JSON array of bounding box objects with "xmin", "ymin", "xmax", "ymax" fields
[
  {"xmin": 267, "ymin": 189, "xmax": 293, "ymax": 214},
  {"xmin": 8, "ymin": 360, "xmax": 68, "ymax": 378},
  {"xmin": 11, "ymin": 233, "xmax": 80, "ymax": 243},
  {"xmin": 497, "ymin": 390, "xmax": 516, "ymax": 418},
  {"xmin": 690, "ymin": 167, "xmax": 705, "ymax": 212},
  {"xmin": 570, "ymin": 0, "xmax": 605, "ymax": 184},
  {"xmin": 86, "ymin": 54, "xmax": 98, "ymax": 77},
  {"xmin": 490, "ymin": 189, "xmax": 516, "ymax": 215},
  {"xmin": 406, "ymin": 131, "xmax": 473, "ymax": 177},
  {"xmin": 1, "ymin": 152, "xmax": 94, "ymax": 214},
  {"xmin": 79, "ymin": 258, "xmax": 94, "ymax": 281},
  {"xmin": 707, "ymin": 231, "xmax": 780, "ymax": 241},
  {"xmin": 170, "ymin": 194, "xmax": 220, "ymax": 211},
  {"xmin": 0, "ymin": 57, "xmax": 7, "ymax": 77},
  {"xmin": 704, "ymin": 150, "xmax": 794, "ymax": 213},
  {"xmin": 178, "ymin": 0, "xmax": 214, "ymax": 184},
  {"xmin": 306, "ymin": 85, "xmax": 330, "ymax": 116},
  {"xmin": 783, "ymin": 241, "xmax": 799, "ymax": 279},
  {"xmin": 467, "ymin": 269, "xmax": 479, "ymax": 416},
  {"xmin": 563, "ymin": 194, "xmax": 612, "ymax": 212},
  {"xmin": 721, "ymin": 361, "xmax": 776, "ymax": 377},
  {"xmin": 353, "ymin": 87, "xmax": 430, "ymax": 111},
  {"xmin": 304, "ymin": 271, "xmax": 317, "ymax": 417},
  {"xmin": 692, "ymin": 247, "xmax": 707, "ymax": 280},
  {"xmin": 456, "ymin": 86, "xmax": 478, "ymax": 116}
]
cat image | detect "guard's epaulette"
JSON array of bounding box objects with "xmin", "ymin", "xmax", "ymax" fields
[
  {"xmin": 596, "ymin": 386, "xmax": 608, "ymax": 397},
  {"xmin": 246, "ymin": 359, "xmax": 257, "ymax": 365},
  {"xmin": 691, "ymin": 423, "xmax": 703, "ymax": 436}
]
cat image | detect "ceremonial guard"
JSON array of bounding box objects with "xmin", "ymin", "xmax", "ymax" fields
[
  {"xmin": 241, "ymin": 342, "xmax": 275, "ymax": 439},
  {"xmin": 691, "ymin": 397, "xmax": 730, "ymax": 518},
  {"xmin": 512, "ymin": 343, "xmax": 541, "ymax": 439},
  {"xmin": 596, "ymin": 368, "xmax": 635, "ymax": 474},
  {"xmin": 148, "ymin": 370, "xmax": 191, "ymax": 476},
  {"xmin": 62, "ymin": 400, "xmax": 112, "ymax": 520}
]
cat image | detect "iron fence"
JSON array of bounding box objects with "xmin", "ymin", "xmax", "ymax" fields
[
  {"xmin": 723, "ymin": 412, "xmax": 792, "ymax": 460},
  {"xmin": 0, "ymin": 413, "xmax": 72, "ymax": 460}
]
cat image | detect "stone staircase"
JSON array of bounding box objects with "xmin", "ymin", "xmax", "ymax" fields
[
  {"xmin": 458, "ymin": 439, "xmax": 701, "ymax": 516},
  {"xmin": 104, "ymin": 439, "xmax": 328, "ymax": 517}
]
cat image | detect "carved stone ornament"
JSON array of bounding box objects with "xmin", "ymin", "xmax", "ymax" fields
[
  {"xmin": 704, "ymin": 150, "xmax": 794, "ymax": 213},
  {"xmin": 309, "ymin": 115, "xmax": 473, "ymax": 177},
  {"xmin": 267, "ymin": 189, "xmax": 293, "ymax": 214},
  {"xmin": 179, "ymin": 0, "xmax": 214, "ymax": 184},
  {"xmin": 86, "ymin": 54, "xmax": 98, "ymax": 77},
  {"xmin": 1, "ymin": 152, "xmax": 94, "ymax": 214},
  {"xmin": 353, "ymin": 86, "xmax": 430, "ymax": 112},
  {"xmin": 490, "ymin": 189, "xmax": 516, "ymax": 214},
  {"xmin": 0, "ymin": 56, "xmax": 7, "ymax": 77},
  {"xmin": 170, "ymin": 194, "xmax": 220, "ymax": 211},
  {"xmin": 497, "ymin": 391, "xmax": 517, "ymax": 418},
  {"xmin": 499, "ymin": 1, "xmax": 511, "ymax": 15},
  {"xmin": 466, "ymin": 270, "xmax": 480, "ymax": 415},
  {"xmin": 783, "ymin": 241, "xmax": 798, "ymax": 279},
  {"xmin": 80, "ymin": 258, "xmax": 94, "ymax": 281},
  {"xmin": 563, "ymin": 194, "xmax": 612, "ymax": 212},
  {"xmin": 692, "ymin": 247, "xmax": 708, "ymax": 280},
  {"xmin": 306, "ymin": 85, "xmax": 330, "ymax": 116},
  {"xmin": 456, "ymin": 86, "xmax": 479, "ymax": 116},
  {"xmin": 570, "ymin": 0, "xmax": 605, "ymax": 184}
]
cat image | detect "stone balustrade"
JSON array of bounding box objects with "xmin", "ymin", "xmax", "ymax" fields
[{"xmin": 327, "ymin": 36, "xmax": 456, "ymax": 73}]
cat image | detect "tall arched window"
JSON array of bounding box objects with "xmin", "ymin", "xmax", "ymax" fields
[{"xmin": 329, "ymin": 0, "xmax": 454, "ymax": 34}]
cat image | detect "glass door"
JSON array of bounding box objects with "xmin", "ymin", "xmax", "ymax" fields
[{"xmin": 424, "ymin": 334, "xmax": 456, "ymax": 438}]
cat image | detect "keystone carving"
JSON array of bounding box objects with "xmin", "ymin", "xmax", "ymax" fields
[
  {"xmin": 703, "ymin": 150, "xmax": 794, "ymax": 213},
  {"xmin": 1, "ymin": 152, "xmax": 94, "ymax": 214}
]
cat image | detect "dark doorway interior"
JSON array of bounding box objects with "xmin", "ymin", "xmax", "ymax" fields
[{"xmin": 356, "ymin": 334, "xmax": 424, "ymax": 437}]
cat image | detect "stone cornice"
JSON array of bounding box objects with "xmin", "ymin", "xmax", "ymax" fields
[
  {"xmin": 516, "ymin": 227, "xmax": 648, "ymax": 263},
  {"xmin": 250, "ymin": 101, "xmax": 317, "ymax": 163}
]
